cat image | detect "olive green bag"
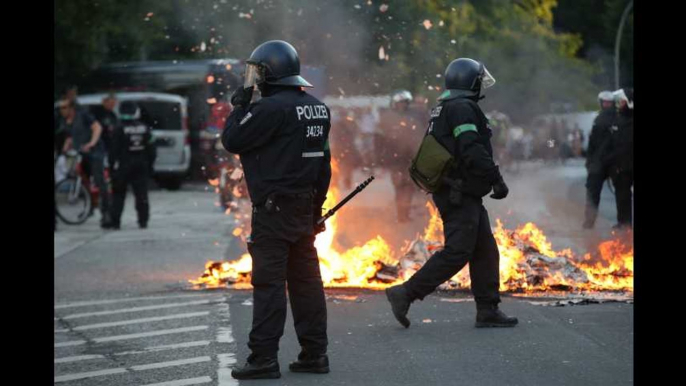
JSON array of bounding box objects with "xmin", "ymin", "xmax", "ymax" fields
[{"xmin": 408, "ymin": 133, "xmax": 455, "ymax": 193}]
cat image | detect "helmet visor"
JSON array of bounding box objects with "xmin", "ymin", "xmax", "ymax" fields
[
  {"xmin": 243, "ymin": 63, "xmax": 264, "ymax": 89},
  {"xmin": 481, "ymin": 66, "xmax": 496, "ymax": 89}
]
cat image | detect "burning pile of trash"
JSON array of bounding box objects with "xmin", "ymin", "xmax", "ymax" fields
[{"xmin": 190, "ymin": 195, "xmax": 633, "ymax": 293}]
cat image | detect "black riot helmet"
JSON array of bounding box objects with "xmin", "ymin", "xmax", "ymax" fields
[
  {"xmin": 438, "ymin": 58, "xmax": 495, "ymax": 101},
  {"xmin": 245, "ymin": 40, "xmax": 313, "ymax": 88},
  {"xmin": 119, "ymin": 100, "xmax": 141, "ymax": 121}
]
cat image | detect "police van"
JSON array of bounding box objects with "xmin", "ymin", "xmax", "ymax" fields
[{"xmin": 54, "ymin": 92, "xmax": 191, "ymax": 190}]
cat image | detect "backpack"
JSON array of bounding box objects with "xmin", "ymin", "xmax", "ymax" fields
[{"xmin": 408, "ymin": 132, "xmax": 456, "ymax": 193}]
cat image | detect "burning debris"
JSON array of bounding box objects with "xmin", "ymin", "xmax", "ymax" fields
[
  {"xmin": 190, "ymin": 159, "xmax": 633, "ymax": 294},
  {"xmin": 190, "ymin": 201, "xmax": 633, "ymax": 294}
]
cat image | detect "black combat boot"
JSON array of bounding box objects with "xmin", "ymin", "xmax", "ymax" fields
[
  {"xmin": 386, "ymin": 284, "xmax": 412, "ymax": 328},
  {"xmin": 231, "ymin": 355, "xmax": 280, "ymax": 380},
  {"xmin": 475, "ymin": 304, "xmax": 518, "ymax": 328},
  {"xmin": 289, "ymin": 350, "xmax": 330, "ymax": 373}
]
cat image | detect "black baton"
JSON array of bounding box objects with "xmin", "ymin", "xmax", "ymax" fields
[{"xmin": 317, "ymin": 176, "xmax": 375, "ymax": 225}]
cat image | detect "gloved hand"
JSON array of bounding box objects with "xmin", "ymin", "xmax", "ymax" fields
[
  {"xmin": 313, "ymin": 207, "xmax": 326, "ymax": 235},
  {"xmin": 230, "ymin": 87, "xmax": 254, "ymax": 108},
  {"xmin": 490, "ymin": 168, "xmax": 509, "ymax": 200}
]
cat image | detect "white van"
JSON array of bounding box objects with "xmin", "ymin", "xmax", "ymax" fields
[{"xmin": 56, "ymin": 92, "xmax": 191, "ymax": 190}]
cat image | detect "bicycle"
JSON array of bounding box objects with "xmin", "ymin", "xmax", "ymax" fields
[{"xmin": 55, "ymin": 150, "xmax": 93, "ymax": 224}]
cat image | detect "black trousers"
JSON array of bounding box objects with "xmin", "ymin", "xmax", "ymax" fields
[
  {"xmin": 247, "ymin": 195, "xmax": 327, "ymax": 358},
  {"xmin": 611, "ymin": 169, "xmax": 633, "ymax": 226},
  {"xmin": 111, "ymin": 161, "xmax": 150, "ymax": 226},
  {"xmin": 403, "ymin": 193, "xmax": 501, "ymax": 307},
  {"xmin": 584, "ymin": 169, "xmax": 608, "ymax": 226}
]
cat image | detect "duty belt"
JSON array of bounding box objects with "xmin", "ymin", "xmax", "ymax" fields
[{"xmin": 252, "ymin": 191, "xmax": 313, "ymax": 213}]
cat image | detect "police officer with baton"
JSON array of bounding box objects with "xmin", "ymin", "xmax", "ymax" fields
[{"xmin": 222, "ymin": 40, "xmax": 332, "ymax": 380}]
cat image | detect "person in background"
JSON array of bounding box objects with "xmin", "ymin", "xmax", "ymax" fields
[
  {"xmin": 93, "ymin": 93, "xmax": 119, "ymax": 161},
  {"xmin": 108, "ymin": 101, "xmax": 156, "ymax": 230},
  {"xmin": 604, "ymin": 88, "xmax": 633, "ymax": 229},
  {"xmin": 59, "ymin": 98, "xmax": 113, "ymax": 228},
  {"xmin": 583, "ymin": 91, "xmax": 616, "ymax": 229}
]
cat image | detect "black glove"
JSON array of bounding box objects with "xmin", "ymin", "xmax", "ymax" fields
[
  {"xmin": 490, "ymin": 168, "xmax": 509, "ymax": 200},
  {"xmin": 313, "ymin": 207, "xmax": 326, "ymax": 235},
  {"xmin": 230, "ymin": 87, "xmax": 254, "ymax": 108}
]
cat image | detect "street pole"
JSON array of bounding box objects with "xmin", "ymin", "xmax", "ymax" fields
[{"xmin": 614, "ymin": 0, "xmax": 634, "ymax": 89}]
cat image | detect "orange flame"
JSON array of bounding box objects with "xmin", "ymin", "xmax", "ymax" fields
[{"xmin": 191, "ymin": 159, "xmax": 633, "ymax": 293}]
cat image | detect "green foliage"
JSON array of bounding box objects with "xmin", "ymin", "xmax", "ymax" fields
[{"xmin": 55, "ymin": 0, "xmax": 626, "ymax": 122}]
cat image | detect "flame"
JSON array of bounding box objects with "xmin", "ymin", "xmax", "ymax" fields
[{"xmin": 191, "ymin": 158, "xmax": 633, "ymax": 293}]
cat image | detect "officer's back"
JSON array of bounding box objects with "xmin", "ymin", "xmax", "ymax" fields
[{"xmin": 223, "ymin": 86, "xmax": 330, "ymax": 206}]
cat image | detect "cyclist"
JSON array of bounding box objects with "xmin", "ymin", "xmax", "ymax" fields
[{"xmin": 58, "ymin": 98, "xmax": 112, "ymax": 228}]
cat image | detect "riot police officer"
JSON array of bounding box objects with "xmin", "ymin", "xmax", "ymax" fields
[
  {"xmin": 386, "ymin": 58, "xmax": 518, "ymax": 328},
  {"xmin": 222, "ymin": 40, "xmax": 331, "ymax": 380},
  {"xmin": 378, "ymin": 90, "xmax": 427, "ymax": 222},
  {"xmin": 107, "ymin": 101, "xmax": 156, "ymax": 229},
  {"xmin": 605, "ymin": 88, "xmax": 633, "ymax": 229},
  {"xmin": 583, "ymin": 91, "xmax": 617, "ymax": 229}
]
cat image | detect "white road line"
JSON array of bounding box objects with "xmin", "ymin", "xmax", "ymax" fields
[
  {"xmin": 66, "ymin": 311, "xmax": 210, "ymax": 331},
  {"xmin": 60, "ymin": 299, "xmax": 220, "ymax": 320},
  {"xmin": 54, "ymin": 356, "xmax": 212, "ymax": 383},
  {"xmin": 55, "ymin": 294, "xmax": 213, "ymax": 310},
  {"xmin": 54, "ymin": 329, "xmax": 69, "ymax": 333},
  {"xmin": 115, "ymin": 340, "xmax": 212, "ymax": 356},
  {"xmin": 216, "ymin": 297, "xmax": 238, "ymax": 386},
  {"xmin": 54, "ymin": 326, "xmax": 208, "ymax": 348},
  {"xmin": 54, "ymin": 368, "xmax": 128, "ymax": 383},
  {"xmin": 131, "ymin": 356, "xmax": 211, "ymax": 371},
  {"xmin": 54, "ymin": 340, "xmax": 212, "ymax": 363},
  {"xmin": 55, "ymin": 340, "xmax": 87, "ymax": 348},
  {"xmin": 140, "ymin": 376, "xmax": 213, "ymax": 386},
  {"xmin": 54, "ymin": 354, "xmax": 104, "ymax": 364}
]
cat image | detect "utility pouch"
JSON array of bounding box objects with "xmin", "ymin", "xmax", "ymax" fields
[{"xmin": 409, "ymin": 133, "xmax": 456, "ymax": 193}]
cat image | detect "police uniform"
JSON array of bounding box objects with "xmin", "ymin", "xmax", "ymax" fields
[
  {"xmin": 605, "ymin": 100, "xmax": 633, "ymax": 228},
  {"xmin": 109, "ymin": 103, "xmax": 156, "ymax": 229},
  {"xmin": 378, "ymin": 102, "xmax": 427, "ymax": 222},
  {"xmin": 386, "ymin": 58, "xmax": 517, "ymax": 329},
  {"xmin": 223, "ymin": 40, "xmax": 331, "ymax": 380},
  {"xmin": 583, "ymin": 105, "xmax": 616, "ymax": 228}
]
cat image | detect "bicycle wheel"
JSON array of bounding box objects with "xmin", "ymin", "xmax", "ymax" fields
[{"xmin": 55, "ymin": 177, "xmax": 92, "ymax": 225}]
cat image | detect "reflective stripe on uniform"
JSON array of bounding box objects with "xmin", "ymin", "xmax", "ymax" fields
[
  {"xmin": 302, "ymin": 151, "xmax": 324, "ymax": 158},
  {"xmin": 453, "ymin": 123, "xmax": 477, "ymax": 138}
]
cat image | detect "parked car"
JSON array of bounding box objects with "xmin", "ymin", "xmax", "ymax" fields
[{"xmin": 54, "ymin": 92, "xmax": 191, "ymax": 190}]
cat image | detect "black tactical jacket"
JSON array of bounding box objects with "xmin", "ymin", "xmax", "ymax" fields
[
  {"xmin": 604, "ymin": 109, "xmax": 633, "ymax": 172},
  {"xmin": 428, "ymin": 96, "xmax": 500, "ymax": 198},
  {"xmin": 222, "ymin": 87, "xmax": 332, "ymax": 209},
  {"xmin": 586, "ymin": 108, "xmax": 616, "ymax": 171},
  {"xmin": 110, "ymin": 118, "xmax": 156, "ymax": 168}
]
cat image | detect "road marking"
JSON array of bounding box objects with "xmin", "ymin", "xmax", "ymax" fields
[
  {"xmin": 55, "ymin": 340, "xmax": 87, "ymax": 348},
  {"xmin": 54, "ymin": 341, "xmax": 212, "ymax": 363},
  {"xmin": 115, "ymin": 340, "xmax": 212, "ymax": 356},
  {"xmin": 54, "ymin": 354, "xmax": 105, "ymax": 364},
  {"xmin": 54, "ymin": 326, "xmax": 208, "ymax": 347},
  {"xmin": 62, "ymin": 311, "xmax": 210, "ymax": 331},
  {"xmin": 140, "ymin": 376, "xmax": 213, "ymax": 386},
  {"xmin": 55, "ymin": 294, "xmax": 214, "ymax": 310},
  {"xmin": 55, "ymin": 368, "xmax": 128, "ymax": 383},
  {"xmin": 216, "ymin": 297, "xmax": 238, "ymax": 386},
  {"xmin": 60, "ymin": 299, "xmax": 220, "ymax": 320},
  {"xmin": 131, "ymin": 356, "xmax": 211, "ymax": 371},
  {"xmin": 54, "ymin": 356, "xmax": 212, "ymax": 383}
]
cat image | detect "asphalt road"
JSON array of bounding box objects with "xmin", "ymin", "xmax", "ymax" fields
[{"xmin": 54, "ymin": 161, "xmax": 633, "ymax": 385}]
